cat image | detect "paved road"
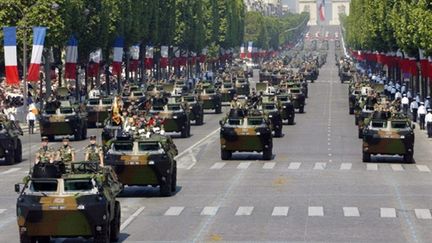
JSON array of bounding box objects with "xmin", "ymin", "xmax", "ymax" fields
[{"xmin": 1, "ymin": 26, "xmax": 432, "ymax": 242}]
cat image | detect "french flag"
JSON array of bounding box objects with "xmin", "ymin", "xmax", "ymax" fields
[
  {"xmin": 160, "ymin": 45, "xmax": 169, "ymax": 69},
  {"xmin": 65, "ymin": 36, "xmax": 78, "ymax": 80},
  {"xmin": 319, "ymin": 0, "xmax": 326, "ymax": 22},
  {"xmin": 247, "ymin": 41, "xmax": 253, "ymax": 59},
  {"xmin": 240, "ymin": 45, "xmax": 245, "ymax": 59},
  {"xmin": 112, "ymin": 37, "xmax": 124, "ymax": 76},
  {"xmin": 129, "ymin": 44, "xmax": 140, "ymax": 72},
  {"xmin": 144, "ymin": 45, "xmax": 153, "ymax": 70},
  {"xmin": 27, "ymin": 27, "xmax": 47, "ymax": 82},
  {"xmin": 3, "ymin": 27, "xmax": 19, "ymax": 86}
]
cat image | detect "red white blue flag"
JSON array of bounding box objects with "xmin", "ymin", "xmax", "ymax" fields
[
  {"xmin": 27, "ymin": 27, "xmax": 47, "ymax": 82},
  {"xmin": 112, "ymin": 37, "xmax": 124, "ymax": 75},
  {"xmin": 319, "ymin": 0, "xmax": 326, "ymax": 22},
  {"xmin": 3, "ymin": 27, "xmax": 19, "ymax": 85},
  {"xmin": 129, "ymin": 44, "xmax": 140, "ymax": 72},
  {"xmin": 65, "ymin": 36, "xmax": 78, "ymax": 79}
]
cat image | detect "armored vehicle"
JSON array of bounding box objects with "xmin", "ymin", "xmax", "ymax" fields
[
  {"xmin": 87, "ymin": 97, "xmax": 113, "ymax": 128},
  {"xmin": 15, "ymin": 162, "xmax": 122, "ymax": 242},
  {"xmin": 259, "ymin": 97, "xmax": 283, "ymax": 137},
  {"xmin": 105, "ymin": 131, "xmax": 178, "ymax": 196},
  {"xmin": 275, "ymin": 94, "xmax": 295, "ymax": 125},
  {"xmin": 288, "ymin": 87, "xmax": 306, "ymax": 113},
  {"xmin": 234, "ymin": 78, "xmax": 250, "ymax": 96},
  {"xmin": 39, "ymin": 99, "xmax": 88, "ymax": 141},
  {"xmin": 0, "ymin": 115, "xmax": 23, "ymax": 165},
  {"xmin": 196, "ymin": 83, "xmax": 222, "ymax": 114},
  {"xmin": 177, "ymin": 95, "xmax": 204, "ymax": 125},
  {"xmin": 149, "ymin": 98, "xmax": 191, "ymax": 138},
  {"xmin": 362, "ymin": 112, "xmax": 415, "ymax": 163},
  {"xmin": 220, "ymin": 109, "xmax": 273, "ymax": 160},
  {"xmin": 219, "ymin": 81, "xmax": 236, "ymax": 103}
]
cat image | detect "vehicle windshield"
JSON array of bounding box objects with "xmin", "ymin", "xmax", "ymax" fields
[
  {"xmin": 371, "ymin": 120, "xmax": 387, "ymax": 128},
  {"xmin": 113, "ymin": 142, "xmax": 134, "ymax": 151},
  {"xmin": 278, "ymin": 96, "xmax": 289, "ymax": 101},
  {"xmin": 183, "ymin": 97, "xmax": 195, "ymax": 102},
  {"xmin": 224, "ymin": 83, "xmax": 233, "ymax": 88},
  {"xmin": 290, "ymin": 89, "xmax": 300, "ymax": 94},
  {"xmin": 228, "ymin": 118, "xmax": 243, "ymax": 126},
  {"xmin": 64, "ymin": 179, "xmax": 94, "ymax": 192},
  {"xmin": 60, "ymin": 107, "xmax": 74, "ymax": 114},
  {"xmin": 263, "ymin": 104, "xmax": 275, "ymax": 110},
  {"xmin": 133, "ymin": 92, "xmax": 143, "ymax": 97},
  {"xmin": 138, "ymin": 142, "xmax": 161, "ymax": 152},
  {"xmin": 102, "ymin": 98, "xmax": 112, "ymax": 105},
  {"xmin": 87, "ymin": 99, "xmax": 99, "ymax": 105},
  {"xmin": 391, "ymin": 121, "xmax": 409, "ymax": 129},
  {"xmin": 167, "ymin": 104, "xmax": 181, "ymax": 111},
  {"xmin": 30, "ymin": 180, "xmax": 58, "ymax": 192},
  {"xmin": 248, "ymin": 118, "xmax": 264, "ymax": 126}
]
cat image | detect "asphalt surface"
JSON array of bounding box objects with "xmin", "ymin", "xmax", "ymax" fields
[{"xmin": 1, "ymin": 26, "xmax": 432, "ymax": 242}]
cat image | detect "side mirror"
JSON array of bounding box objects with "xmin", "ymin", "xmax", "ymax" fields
[{"xmin": 14, "ymin": 183, "xmax": 21, "ymax": 193}]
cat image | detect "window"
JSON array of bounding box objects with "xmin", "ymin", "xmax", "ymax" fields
[
  {"xmin": 168, "ymin": 105, "xmax": 181, "ymax": 111},
  {"xmin": 102, "ymin": 99, "xmax": 112, "ymax": 105},
  {"xmin": 264, "ymin": 104, "xmax": 275, "ymax": 110},
  {"xmin": 133, "ymin": 92, "xmax": 143, "ymax": 97},
  {"xmin": 138, "ymin": 142, "xmax": 160, "ymax": 152},
  {"xmin": 60, "ymin": 107, "xmax": 73, "ymax": 114},
  {"xmin": 391, "ymin": 122, "xmax": 408, "ymax": 129},
  {"xmin": 184, "ymin": 97, "xmax": 195, "ymax": 102},
  {"xmin": 371, "ymin": 121, "xmax": 386, "ymax": 128},
  {"xmin": 248, "ymin": 119, "xmax": 264, "ymax": 126},
  {"xmin": 87, "ymin": 99, "xmax": 99, "ymax": 105},
  {"xmin": 64, "ymin": 179, "xmax": 94, "ymax": 191},
  {"xmin": 30, "ymin": 180, "xmax": 58, "ymax": 192},
  {"xmin": 228, "ymin": 119, "xmax": 242, "ymax": 126},
  {"xmin": 113, "ymin": 142, "xmax": 133, "ymax": 151},
  {"xmin": 206, "ymin": 89, "xmax": 215, "ymax": 94},
  {"xmin": 290, "ymin": 89, "xmax": 300, "ymax": 94},
  {"xmin": 224, "ymin": 84, "xmax": 232, "ymax": 88}
]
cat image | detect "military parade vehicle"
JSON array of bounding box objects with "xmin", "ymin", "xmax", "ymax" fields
[
  {"xmin": 219, "ymin": 81, "xmax": 236, "ymax": 103},
  {"xmin": 87, "ymin": 97, "xmax": 113, "ymax": 128},
  {"xmin": 15, "ymin": 161, "xmax": 122, "ymax": 242},
  {"xmin": 234, "ymin": 78, "xmax": 250, "ymax": 96},
  {"xmin": 259, "ymin": 96, "xmax": 283, "ymax": 137},
  {"xmin": 339, "ymin": 59, "xmax": 355, "ymax": 83},
  {"xmin": 275, "ymin": 94, "xmax": 295, "ymax": 125},
  {"xmin": 220, "ymin": 109, "xmax": 273, "ymax": 160},
  {"xmin": 196, "ymin": 83, "xmax": 222, "ymax": 114},
  {"xmin": 177, "ymin": 95, "xmax": 204, "ymax": 125},
  {"xmin": 0, "ymin": 114, "xmax": 23, "ymax": 165},
  {"xmin": 105, "ymin": 130, "xmax": 178, "ymax": 196},
  {"xmin": 287, "ymin": 87, "xmax": 306, "ymax": 113},
  {"xmin": 362, "ymin": 112, "xmax": 415, "ymax": 163}
]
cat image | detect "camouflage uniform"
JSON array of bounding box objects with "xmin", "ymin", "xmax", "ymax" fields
[
  {"xmin": 57, "ymin": 145, "xmax": 75, "ymax": 163},
  {"xmin": 85, "ymin": 144, "xmax": 103, "ymax": 162},
  {"xmin": 35, "ymin": 146, "xmax": 55, "ymax": 163}
]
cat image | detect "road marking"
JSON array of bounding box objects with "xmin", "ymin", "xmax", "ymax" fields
[
  {"xmin": 263, "ymin": 162, "xmax": 276, "ymax": 169},
  {"xmin": 201, "ymin": 207, "xmax": 219, "ymax": 216},
  {"xmin": 343, "ymin": 207, "xmax": 360, "ymax": 217},
  {"xmin": 237, "ymin": 162, "xmax": 251, "ymax": 170},
  {"xmin": 210, "ymin": 162, "xmax": 226, "ymax": 170},
  {"xmin": 235, "ymin": 206, "xmax": 254, "ymax": 216},
  {"xmin": 313, "ymin": 162, "xmax": 326, "ymax": 170},
  {"xmin": 308, "ymin": 206, "xmax": 324, "ymax": 216},
  {"xmin": 164, "ymin": 206, "xmax": 184, "ymax": 216},
  {"xmin": 175, "ymin": 128, "xmax": 220, "ymax": 158},
  {"xmin": 380, "ymin": 208, "xmax": 397, "ymax": 218},
  {"xmin": 391, "ymin": 164, "xmax": 404, "ymax": 171},
  {"xmin": 272, "ymin": 207, "xmax": 289, "ymax": 216},
  {"xmin": 366, "ymin": 163, "xmax": 378, "ymax": 171},
  {"xmin": 414, "ymin": 209, "xmax": 432, "ymax": 219},
  {"xmin": 0, "ymin": 167, "xmax": 21, "ymax": 175},
  {"xmin": 120, "ymin": 206, "xmax": 145, "ymax": 231},
  {"xmin": 0, "ymin": 209, "xmax": 6, "ymax": 214},
  {"xmin": 340, "ymin": 163, "xmax": 352, "ymax": 170},
  {"xmin": 416, "ymin": 165, "xmax": 431, "ymax": 172},
  {"xmin": 288, "ymin": 162, "xmax": 301, "ymax": 170}
]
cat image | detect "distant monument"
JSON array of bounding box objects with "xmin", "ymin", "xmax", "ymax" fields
[{"xmin": 297, "ymin": 0, "xmax": 350, "ymax": 26}]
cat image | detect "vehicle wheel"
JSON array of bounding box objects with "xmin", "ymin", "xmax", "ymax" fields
[
  {"xmin": 19, "ymin": 234, "xmax": 33, "ymax": 243},
  {"xmin": 171, "ymin": 163, "xmax": 177, "ymax": 192},
  {"xmin": 403, "ymin": 153, "xmax": 414, "ymax": 163},
  {"xmin": 358, "ymin": 129, "xmax": 363, "ymax": 139},
  {"xmin": 82, "ymin": 127, "xmax": 87, "ymax": 140},
  {"xmin": 5, "ymin": 149, "xmax": 15, "ymax": 165},
  {"xmin": 349, "ymin": 108, "xmax": 354, "ymax": 115},
  {"xmin": 221, "ymin": 149, "xmax": 232, "ymax": 160},
  {"xmin": 196, "ymin": 115, "xmax": 204, "ymax": 125},
  {"xmin": 215, "ymin": 106, "xmax": 222, "ymax": 114},
  {"xmin": 160, "ymin": 180, "xmax": 173, "ymax": 197},
  {"xmin": 94, "ymin": 221, "xmax": 110, "ymax": 243},
  {"xmin": 299, "ymin": 107, "xmax": 304, "ymax": 113},
  {"xmin": 263, "ymin": 148, "xmax": 272, "ymax": 160},
  {"xmin": 274, "ymin": 127, "xmax": 283, "ymax": 138},
  {"xmin": 362, "ymin": 152, "xmax": 371, "ymax": 162},
  {"xmin": 47, "ymin": 135, "xmax": 55, "ymax": 142},
  {"xmin": 187, "ymin": 124, "xmax": 191, "ymax": 137},
  {"xmin": 110, "ymin": 201, "xmax": 121, "ymax": 242},
  {"xmin": 74, "ymin": 129, "xmax": 82, "ymax": 141},
  {"xmin": 15, "ymin": 139, "xmax": 22, "ymax": 163},
  {"xmin": 180, "ymin": 125, "xmax": 189, "ymax": 138},
  {"xmin": 355, "ymin": 117, "xmax": 359, "ymax": 125},
  {"xmin": 288, "ymin": 118, "xmax": 295, "ymax": 125}
]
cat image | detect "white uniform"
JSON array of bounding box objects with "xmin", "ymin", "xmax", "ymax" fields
[{"xmin": 401, "ymin": 97, "xmax": 409, "ymax": 105}]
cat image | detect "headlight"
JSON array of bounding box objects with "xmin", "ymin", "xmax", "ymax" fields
[
  {"xmin": 173, "ymin": 116, "xmax": 178, "ymax": 119},
  {"xmin": 269, "ymin": 115, "xmax": 273, "ymax": 118},
  {"xmin": 148, "ymin": 160, "xmax": 155, "ymax": 165},
  {"xmin": 65, "ymin": 118, "xmax": 69, "ymax": 122},
  {"xmin": 282, "ymin": 106, "xmax": 286, "ymax": 108},
  {"xmin": 400, "ymin": 135, "xmax": 405, "ymax": 139}
]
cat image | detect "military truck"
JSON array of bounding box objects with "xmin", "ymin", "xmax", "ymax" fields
[
  {"xmin": 149, "ymin": 98, "xmax": 191, "ymax": 138},
  {"xmin": 275, "ymin": 94, "xmax": 295, "ymax": 125},
  {"xmin": 220, "ymin": 109, "xmax": 273, "ymax": 160},
  {"xmin": 39, "ymin": 100, "xmax": 88, "ymax": 141},
  {"xmin": 196, "ymin": 83, "xmax": 222, "ymax": 114},
  {"xmin": 15, "ymin": 162, "xmax": 122, "ymax": 242},
  {"xmin": 362, "ymin": 112, "xmax": 415, "ymax": 163},
  {"xmin": 0, "ymin": 115, "xmax": 23, "ymax": 165},
  {"xmin": 177, "ymin": 95, "xmax": 204, "ymax": 125},
  {"xmin": 87, "ymin": 97, "xmax": 113, "ymax": 128},
  {"xmin": 105, "ymin": 130, "xmax": 178, "ymax": 196}
]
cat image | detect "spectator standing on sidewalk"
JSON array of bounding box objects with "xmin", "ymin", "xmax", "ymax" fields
[
  {"xmin": 418, "ymin": 102, "xmax": 427, "ymax": 130},
  {"xmin": 26, "ymin": 110, "xmax": 36, "ymax": 134},
  {"xmin": 426, "ymin": 109, "xmax": 432, "ymax": 138},
  {"xmin": 410, "ymin": 99, "xmax": 419, "ymax": 122},
  {"xmin": 425, "ymin": 96, "xmax": 431, "ymax": 109}
]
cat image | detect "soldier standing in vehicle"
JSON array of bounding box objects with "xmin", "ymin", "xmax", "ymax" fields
[
  {"xmin": 84, "ymin": 135, "xmax": 104, "ymax": 166},
  {"xmin": 57, "ymin": 137, "xmax": 75, "ymax": 164},
  {"xmin": 35, "ymin": 136, "xmax": 55, "ymax": 164}
]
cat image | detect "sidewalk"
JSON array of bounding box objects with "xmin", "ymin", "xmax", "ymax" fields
[{"xmin": 18, "ymin": 121, "xmax": 40, "ymax": 135}]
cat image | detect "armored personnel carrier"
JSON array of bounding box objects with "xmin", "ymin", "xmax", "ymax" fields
[
  {"xmin": 0, "ymin": 114, "xmax": 22, "ymax": 165},
  {"xmin": 196, "ymin": 83, "xmax": 222, "ymax": 114},
  {"xmin": 362, "ymin": 112, "xmax": 415, "ymax": 163},
  {"xmin": 15, "ymin": 162, "xmax": 122, "ymax": 242},
  {"xmin": 105, "ymin": 130, "xmax": 178, "ymax": 196},
  {"xmin": 234, "ymin": 78, "xmax": 250, "ymax": 96},
  {"xmin": 259, "ymin": 96, "xmax": 283, "ymax": 137},
  {"xmin": 220, "ymin": 109, "xmax": 273, "ymax": 160},
  {"xmin": 177, "ymin": 95, "xmax": 204, "ymax": 125},
  {"xmin": 275, "ymin": 94, "xmax": 295, "ymax": 125},
  {"xmin": 288, "ymin": 87, "xmax": 306, "ymax": 113},
  {"xmin": 219, "ymin": 81, "xmax": 236, "ymax": 103},
  {"xmin": 86, "ymin": 97, "xmax": 113, "ymax": 128}
]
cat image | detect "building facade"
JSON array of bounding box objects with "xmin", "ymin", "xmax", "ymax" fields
[{"xmin": 244, "ymin": 0, "xmax": 283, "ymax": 16}]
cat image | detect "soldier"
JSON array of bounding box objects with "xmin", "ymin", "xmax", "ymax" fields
[
  {"xmin": 418, "ymin": 102, "xmax": 427, "ymax": 130},
  {"xmin": 35, "ymin": 136, "xmax": 55, "ymax": 164},
  {"xmin": 230, "ymin": 96, "xmax": 241, "ymax": 109},
  {"xmin": 57, "ymin": 137, "xmax": 75, "ymax": 164},
  {"xmin": 84, "ymin": 135, "xmax": 104, "ymax": 166},
  {"xmin": 426, "ymin": 109, "xmax": 432, "ymax": 138}
]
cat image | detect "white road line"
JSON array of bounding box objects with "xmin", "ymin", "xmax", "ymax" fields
[
  {"xmin": 343, "ymin": 207, "xmax": 360, "ymax": 217},
  {"xmin": 416, "ymin": 165, "xmax": 431, "ymax": 172},
  {"xmin": 237, "ymin": 162, "xmax": 251, "ymax": 170},
  {"xmin": 0, "ymin": 209, "xmax": 6, "ymax": 214},
  {"xmin": 164, "ymin": 206, "xmax": 184, "ymax": 216},
  {"xmin": 380, "ymin": 208, "xmax": 397, "ymax": 218},
  {"xmin": 263, "ymin": 162, "xmax": 276, "ymax": 170},
  {"xmin": 340, "ymin": 163, "xmax": 352, "ymax": 170},
  {"xmin": 120, "ymin": 206, "xmax": 145, "ymax": 231},
  {"xmin": 391, "ymin": 164, "xmax": 404, "ymax": 171},
  {"xmin": 288, "ymin": 162, "xmax": 301, "ymax": 170},
  {"xmin": 0, "ymin": 167, "xmax": 21, "ymax": 175},
  {"xmin": 414, "ymin": 209, "xmax": 432, "ymax": 219},
  {"xmin": 366, "ymin": 163, "xmax": 378, "ymax": 171},
  {"xmin": 175, "ymin": 128, "xmax": 220, "ymax": 159},
  {"xmin": 177, "ymin": 150, "xmax": 198, "ymax": 170},
  {"xmin": 272, "ymin": 207, "xmax": 289, "ymax": 216},
  {"xmin": 201, "ymin": 207, "xmax": 219, "ymax": 216},
  {"xmin": 235, "ymin": 206, "xmax": 254, "ymax": 216},
  {"xmin": 308, "ymin": 206, "xmax": 324, "ymax": 217},
  {"xmin": 210, "ymin": 162, "xmax": 226, "ymax": 170},
  {"xmin": 313, "ymin": 162, "xmax": 326, "ymax": 170}
]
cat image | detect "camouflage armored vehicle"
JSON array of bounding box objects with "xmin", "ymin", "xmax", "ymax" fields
[
  {"xmin": 0, "ymin": 115, "xmax": 23, "ymax": 165},
  {"xmin": 177, "ymin": 95, "xmax": 204, "ymax": 125},
  {"xmin": 259, "ymin": 96, "xmax": 283, "ymax": 137},
  {"xmin": 149, "ymin": 97, "xmax": 191, "ymax": 138},
  {"xmin": 196, "ymin": 83, "xmax": 222, "ymax": 114},
  {"xmin": 219, "ymin": 81, "xmax": 236, "ymax": 103},
  {"xmin": 362, "ymin": 112, "xmax": 415, "ymax": 163},
  {"xmin": 39, "ymin": 99, "xmax": 88, "ymax": 141},
  {"xmin": 234, "ymin": 78, "xmax": 250, "ymax": 96},
  {"xmin": 275, "ymin": 94, "xmax": 295, "ymax": 125},
  {"xmin": 220, "ymin": 109, "xmax": 273, "ymax": 160},
  {"xmin": 86, "ymin": 97, "xmax": 113, "ymax": 128},
  {"xmin": 15, "ymin": 162, "xmax": 122, "ymax": 242},
  {"xmin": 105, "ymin": 130, "xmax": 178, "ymax": 196},
  {"xmin": 288, "ymin": 87, "xmax": 306, "ymax": 113}
]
